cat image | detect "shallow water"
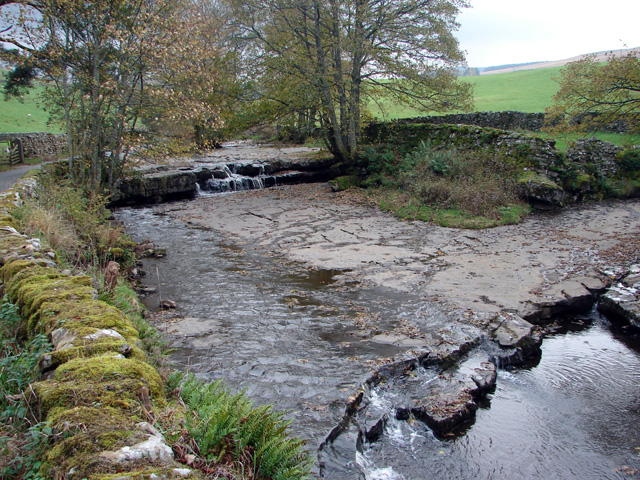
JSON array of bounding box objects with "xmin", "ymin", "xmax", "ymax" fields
[
  {"xmin": 359, "ymin": 314, "xmax": 640, "ymax": 479},
  {"xmin": 116, "ymin": 205, "xmax": 454, "ymax": 446},
  {"xmin": 117, "ymin": 203, "xmax": 640, "ymax": 479}
]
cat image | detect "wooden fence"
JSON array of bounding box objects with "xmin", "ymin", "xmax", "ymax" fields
[{"xmin": 0, "ymin": 138, "xmax": 25, "ymax": 166}]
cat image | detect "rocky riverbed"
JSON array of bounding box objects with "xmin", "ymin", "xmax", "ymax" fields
[
  {"xmin": 126, "ymin": 181, "xmax": 640, "ymax": 474},
  {"xmin": 166, "ymin": 183, "xmax": 639, "ymax": 323}
]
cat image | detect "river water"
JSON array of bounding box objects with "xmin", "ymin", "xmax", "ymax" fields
[{"xmin": 117, "ymin": 201, "xmax": 640, "ymax": 479}]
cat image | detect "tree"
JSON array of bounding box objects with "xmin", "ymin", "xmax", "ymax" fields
[
  {"xmin": 0, "ymin": 0, "xmax": 226, "ymax": 189},
  {"xmin": 226, "ymin": 0, "xmax": 473, "ymax": 163},
  {"xmin": 547, "ymin": 50, "xmax": 640, "ymax": 134}
]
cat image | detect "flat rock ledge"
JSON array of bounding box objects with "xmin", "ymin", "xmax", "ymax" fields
[
  {"xmin": 0, "ymin": 181, "xmax": 199, "ymax": 479},
  {"xmin": 318, "ymin": 269, "xmax": 639, "ymax": 478},
  {"xmin": 110, "ymin": 153, "xmax": 336, "ymax": 206},
  {"xmin": 598, "ymin": 264, "xmax": 640, "ymax": 328}
]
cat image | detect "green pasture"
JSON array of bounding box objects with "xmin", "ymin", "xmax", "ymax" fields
[
  {"xmin": 0, "ymin": 76, "xmax": 59, "ymax": 134},
  {"xmin": 368, "ymin": 66, "xmax": 564, "ymax": 120}
]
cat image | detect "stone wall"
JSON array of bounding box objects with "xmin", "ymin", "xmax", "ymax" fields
[
  {"xmin": 364, "ymin": 121, "xmax": 640, "ymax": 208},
  {"xmin": 0, "ymin": 178, "xmax": 197, "ymax": 479},
  {"xmin": 364, "ymin": 122, "xmax": 563, "ymax": 179},
  {"xmin": 397, "ymin": 111, "xmax": 548, "ymax": 132},
  {"xmin": 0, "ymin": 132, "xmax": 67, "ymax": 159},
  {"xmin": 394, "ymin": 111, "xmax": 630, "ymax": 134}
]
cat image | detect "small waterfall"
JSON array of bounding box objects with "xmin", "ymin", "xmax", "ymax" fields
[
  {"xmin": 200, "ymin": 172, "xmax": 274, "ymax": 194},
  {"xmin": 356, "ymin": 451, "xmax": 405, "ymax": 480}
]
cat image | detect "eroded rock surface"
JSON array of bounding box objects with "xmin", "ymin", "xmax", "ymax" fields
[
  {"xmin": 148, "ymin": 182, "xmax": 639, "ymax": 470},
  {"xmin": 598, "ymin": 264, "xmax": 640, "ymax": 328}
]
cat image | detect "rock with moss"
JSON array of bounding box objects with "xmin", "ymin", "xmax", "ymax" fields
[
  {"xmin": 517, "ymin": 171, "xmax": 565, "ymax": 209},
  {"xmin": 42, "ymin": 408, "xmax": 183, "ymax": 479},
  {"xmin": 330, "ymin": 175, "xmax": 362, "ymax": 192},
  {"xmin": 566, "ymin": 137, "xmax": 622, "ymax": 180}
]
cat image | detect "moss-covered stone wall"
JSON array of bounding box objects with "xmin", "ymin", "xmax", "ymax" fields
[
  {"xmin": 0, "ymin": 179, "xmax": 200, "ymax": 479},
  {"xmin": 363, "ymin": 122, "xmax": 640, "ymax": 208}
]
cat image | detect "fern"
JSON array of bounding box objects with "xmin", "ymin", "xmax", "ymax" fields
[{"xmin": 175, "ymin": 372, "xmax": 313, "ymax": 478}]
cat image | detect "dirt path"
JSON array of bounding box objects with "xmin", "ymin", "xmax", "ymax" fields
[{"xmin": 162, "ymin": 183, "xmax": 640, "ymax": 325}]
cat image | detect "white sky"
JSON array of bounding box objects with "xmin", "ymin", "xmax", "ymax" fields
[{"xmin": 456, "ymin": 0, "xmax": 640, "ymax": 67}]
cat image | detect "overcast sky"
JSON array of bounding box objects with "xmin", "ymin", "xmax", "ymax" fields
[{"xmin": 456, "ymin": 0, "xmax": 640, "ymax": 67}]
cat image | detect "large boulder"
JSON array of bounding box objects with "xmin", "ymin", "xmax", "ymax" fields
[{"xmin": 517, "ymin": 171, "xmax": 565, "ymax": 209}]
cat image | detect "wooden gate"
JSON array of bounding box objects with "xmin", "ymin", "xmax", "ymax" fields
[{"xmin": 0, "ymin": 138, "xmax": 25, "ymax": 166}]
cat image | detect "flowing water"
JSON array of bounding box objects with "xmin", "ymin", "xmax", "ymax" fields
[
  {"xmin": 357, "ymin": 315, "xmax": 640, "ymax": 479},
  {"xmin": 116, "ymin": 205, "xmax": 456, "ymax": 443},
  {"xmin": 117, "ymin": 202, "xmax": 640, "ymax": 479}
]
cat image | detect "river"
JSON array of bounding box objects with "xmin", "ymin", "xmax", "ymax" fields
[{"xmin": 116, "ymin": 190, "xmax": 640, "ymax": 479}]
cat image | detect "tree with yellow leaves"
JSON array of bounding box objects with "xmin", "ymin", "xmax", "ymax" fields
[
  {"xmin": 547, "ymin": 50, "xmax": 640, "ymax": 134},
  {"xmin": 1, "ymin": 0, "xmax": 227, "ymax": 189}
]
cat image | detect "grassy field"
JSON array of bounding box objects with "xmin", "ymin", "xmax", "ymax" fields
[
  {"xmin": 368, "ymin": 66, "xmax": 563, "ymax": 120},
  {"xmin": 0, "ymin": 77, "xmax": 59, "ymax": 134}
]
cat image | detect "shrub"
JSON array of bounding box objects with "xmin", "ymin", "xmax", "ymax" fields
[
  {"xmin": 396, "ymin": 144, "xmax": 526, "ymax": 223},
  {"xmin": 616, "ymin": 147, "xmax": 640, "ymax": 178}
]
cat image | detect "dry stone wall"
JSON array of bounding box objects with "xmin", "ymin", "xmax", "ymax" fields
[
  {"xmin": 0, "ymin": 178, "xmax": 198, "ymax": 479},
  {"xmin": 364, "ymin": 121, "xmax": 640, "ymax": 208},
  {"xmin": 395, "ymin": 111, "xmax": 630, "ymax": 134},
  {"xmin": 397, "ymin": 111, "xmax": 547, "ymax": 132},
  {"xmin": 0, "ymin": 132, "xmax": 67, "ymax": 159}
]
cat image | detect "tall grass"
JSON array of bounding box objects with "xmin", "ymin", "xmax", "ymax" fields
[
  {"xmin": 11, "ymin": 173, "xmax": 136, "ymax": 270},
  {"xmin": 362, "ymin": 141, "xmax": 530, "ymax": 229},
  {"xmin": 0, "ymin": 298, "xmax": 53, "ymax": 480}
]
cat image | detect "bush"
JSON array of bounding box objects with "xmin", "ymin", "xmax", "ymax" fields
[
  {"xmin": 359, "ymin": 141, "xmax": 530, "ymax": 228},
  {"xmin": 398, "ymin": 145, "xmax": 526, "ymax": 222},
  {"xmin": 616, "ymin": 146, "xmax": 640, "ymax": 178}
]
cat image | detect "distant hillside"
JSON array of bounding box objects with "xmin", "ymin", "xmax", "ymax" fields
[{"xmin": 478, "ymin": 46, "xmax": 640, "ymax": 75}]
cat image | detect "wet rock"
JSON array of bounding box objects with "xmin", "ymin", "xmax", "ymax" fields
[
  {"xmin": 412, "ymin": 389, "xmax": 478, "ymax": 436},
  {"xmin": 471, "ymin": 361, "xmax": 497, "ymax": 393},
  {"xmin": 135, "ymin": 241, "xmax": 166, "ymax": 258},
  {"xmin": 408, "ymin": 352, "xmax": 497, "ymax": 436},
  {"xmin": 598, "ymin": 266, "xmax": 640, "ymax": 328},
  {"xmin": 489, "ymin": 313, "xmax": 538, "ymax": 350},
  {"xmin": 370, "ymin": 333, "xmax": 427, "ymax": 348},
  {"xmin": 317, "ymin": 417, "xmax": 364, "ymax": 479},
  {"xmin": 522, "ymin": 280, "xmax": 596, "ymax": 324},
  {"xmin": 113, "ymin": 170, "xmax": 197, "ymax": 205},
  {"xmin": 160, "ymin": 299, "xmax": 177, "ymax": 309},
  {"xmin": 137, "ymin": 285, "xmax": 157, "ymax": 295}
]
